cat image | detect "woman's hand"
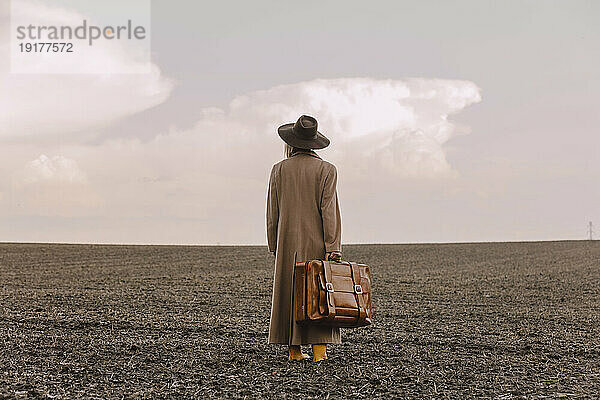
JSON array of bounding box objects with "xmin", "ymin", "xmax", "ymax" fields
[{"xmin": 326, "ymin": 251, "xmax": 342, "ymax": 262}]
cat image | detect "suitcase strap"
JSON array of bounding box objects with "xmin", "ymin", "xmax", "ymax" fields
[
  {"xmin": 350, "ymin": 262, "xmax": 368, "ymax": 324},
  {"xmin": 322, "ymin": 261, "xmax": 337, "ymax": 321}
]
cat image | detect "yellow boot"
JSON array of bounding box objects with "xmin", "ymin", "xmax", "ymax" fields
[
  {"xmin": 312, "ymin": 344, "xmax": 327, "ymax": 362},
  {"xmin": 288, "ymin": 345, "xmax": 310, "ymax": 361}
]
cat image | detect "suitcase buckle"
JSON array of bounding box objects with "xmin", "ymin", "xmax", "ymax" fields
[
  {"xmin": 354, "ymin": 284, "xmax": 363, "ymax": 294},
  {"xmin": 325, "ymin": 282, "xmax": 334, "ymax": 293}
]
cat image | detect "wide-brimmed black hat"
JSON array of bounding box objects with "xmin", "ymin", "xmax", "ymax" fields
[{"xmin": 277, "ymin": 115, "xmax": 330, "ymax": 149}]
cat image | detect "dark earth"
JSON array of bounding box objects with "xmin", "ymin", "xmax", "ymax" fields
[{"xmin": 1, "ymin": 241, "xmax": 599, "ymax": 399}]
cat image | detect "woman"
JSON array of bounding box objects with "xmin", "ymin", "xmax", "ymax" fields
[{"xmin": 266, "ymin": 114, "xmax": 343, "ymax": 362}]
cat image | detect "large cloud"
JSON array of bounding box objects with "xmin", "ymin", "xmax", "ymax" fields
[
  {"xmin": 0, "ymin": 77, "xmax": 481, "ymax": 243},
  {"xmin": 0, "ymin": 0, "xmax": 174, "ymax": 138},
  {"xmin": 53, "ymin": 77, "xmax": 479, "ymax": 227},
  {"xmin": 158, "ymin": 77, "xmax": 481, "ymax": 180},
  {"xmin": 11, "ymin": 77, "xmax": 480, "ymax": 211}
]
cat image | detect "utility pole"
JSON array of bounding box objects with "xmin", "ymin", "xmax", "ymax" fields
[{"xmin": 589, "ymin": 221, "xmax": 594, "ymax": 241}]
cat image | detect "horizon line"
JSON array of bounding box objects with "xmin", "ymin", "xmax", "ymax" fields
[{"xmin": 0, "ymin": 238, "xmax": 595, "ymax": 247}]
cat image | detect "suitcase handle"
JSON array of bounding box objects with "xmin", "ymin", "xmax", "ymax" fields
[{"xmin": 325, "ymin": 251, "xmax": 342, "ymax": 262}]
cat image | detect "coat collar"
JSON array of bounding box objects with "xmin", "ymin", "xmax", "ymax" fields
[{"xmin": 290, "ymin": 149, "xmax": 322, "ymax": 160}]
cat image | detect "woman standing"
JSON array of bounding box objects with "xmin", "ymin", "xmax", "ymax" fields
[{"xmin": 266, "ymin": 115, "xmax": 343, "ymax": 362}]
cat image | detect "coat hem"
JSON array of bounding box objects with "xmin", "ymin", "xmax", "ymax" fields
[{"xmin": 268, "ymin": 340, "xmax": 342, "ymax": 345}]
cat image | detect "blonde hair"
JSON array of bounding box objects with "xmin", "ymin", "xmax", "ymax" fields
[{"xmin": 284, "ymin": 143, "xmax": 295, "ymax": 158}]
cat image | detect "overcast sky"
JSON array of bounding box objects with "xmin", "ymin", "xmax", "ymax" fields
[{"xmin": 0, "ymin": 0, "xmax": 598, "ymax": 244}]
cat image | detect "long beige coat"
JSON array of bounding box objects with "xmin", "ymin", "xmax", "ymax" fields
[{"xmin": 266, "ymin": 150, "xmax": 342, "ymax": 345}]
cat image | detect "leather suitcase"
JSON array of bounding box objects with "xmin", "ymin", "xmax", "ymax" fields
[{"xmin": 294, "ymin": 259, "xmax": 372, "ymax": 328}]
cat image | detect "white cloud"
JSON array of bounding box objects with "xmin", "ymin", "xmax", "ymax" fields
[
  {"xmin": 372, "ymin": 129, "xmax": 457, "ymax": 178},
  {"xmin": 0, "ymin": 0, "xmax": 174, "ymax": 138},
  {"xmin": 160, "ymin": 77, "xmax": 481, "ymax": 179},
  {"xmin": 10, "ymin": 155, "xmax": 101, "ymax": 216},
  {"xmin": 24, "ymin": 154, "xmax": 87, "ymax": 184}
]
